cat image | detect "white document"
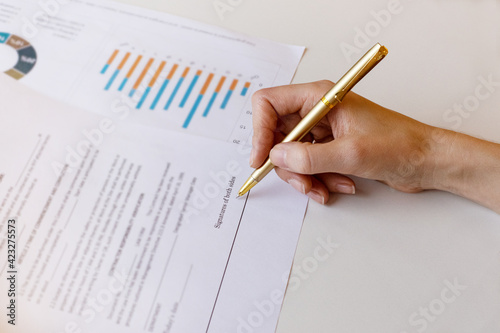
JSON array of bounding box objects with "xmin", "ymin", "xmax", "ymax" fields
[
  {"xmin": 0, "ymin": 75, "xmax": 307, "ymax": 332},
  {"xmin": 0, "ymin": 0, "xmax": 304, "ymax": 144}
]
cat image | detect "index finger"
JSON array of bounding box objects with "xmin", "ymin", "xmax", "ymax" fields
[{"xmin": 250, "ymin": 81, "xmax": 332, "ymax": 168}]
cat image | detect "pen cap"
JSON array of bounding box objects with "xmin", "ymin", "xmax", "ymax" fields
[{"xmin": 325, "ymin": 43, "xmax": 388, "ymax": 102}]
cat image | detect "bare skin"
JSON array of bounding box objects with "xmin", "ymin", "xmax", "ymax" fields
[{"xmin": 250, "ymin": 80, "xmax": 500, "ymax": 213}]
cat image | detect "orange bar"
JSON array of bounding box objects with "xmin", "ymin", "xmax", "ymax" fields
[
  {"xmin": 181, "ymin": 67, "xmax": 190, "ymax": 78},
  {"xmin": 229, "ymin": 79, "xmax": 239, "ymax": 91},
  {"xmin": 215, "ymin": 76, "xmax": 226, "ymax": 93},
  {"xmin": 133, "ymin": 58, "xmax": 154, "ymax": 90},
  {"xmin": 126, "ymin": 55, "xmax": 143, "ymax": 79},
  {"xmin": 195, "ymin": 69, "xmax": 203, "ymax": 77},
  {"xmin": 167, "ymin": 64, "xmax": 179, "ymax": 80},
  {"xmin": 148, "ymin": 61, "xmax": 166, "ymax": 87},
  {"xmin": 106, "ymin": 50, "xmax": 119, "ymax": 65},
  {"xmin": 200, "ymin": 73, "xmax": 214, "ymax": 95},
  {"xmin": 244, "ymin": 81, "xmax": 251, "ymax": 89},
  {"xmin": 117, "ymin": 52, "xmax": 131, "ymax": 70}
]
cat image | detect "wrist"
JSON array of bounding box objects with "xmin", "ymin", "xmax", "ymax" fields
[
  {"xmin": 424, "ymin": 128, "xmax": 467, "ymax": 192},
  {"xmin": 425, "ymin": 127, "xmax": 500, "ymax": 211}
]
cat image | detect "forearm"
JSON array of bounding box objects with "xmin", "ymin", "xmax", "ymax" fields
[{"xmin": 428, "ymin": 128, "xmax": 500, "ymax": 213}]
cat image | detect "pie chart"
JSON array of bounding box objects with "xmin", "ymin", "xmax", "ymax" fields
[{"xmin": 0, "ymin": 32, "xmax": 37, "ymax": 79}]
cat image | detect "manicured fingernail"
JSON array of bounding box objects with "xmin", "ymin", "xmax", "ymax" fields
[
  {"xmin": 307, "ymin": 190, "xmax": 325, "ymax": 205},
  {"xmin": 270, "ymin": 145, "xmax": 287, "ymax": 169},
  {"xmin": 335, "ymin": 183, "xmax": 356, "ymax": 195},
  {"xmin": 288, "ymin": 179, "xmax": 305, "ymax": 194}
]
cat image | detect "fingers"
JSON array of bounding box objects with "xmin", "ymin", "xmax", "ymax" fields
[
  {"xmin": 316, "ymin": 173, "xmax": 356, "ymax": 195},
  {"xmin": 274, "ymin": 167, "xmax": 356, "ymax": 204},
  {"xmin": 250, "ymin": 81, "xmax": 333, "ymax": 168},
  {"xmin": 274, "ymin": 167, "xmax": 327, "ymax": 204}
]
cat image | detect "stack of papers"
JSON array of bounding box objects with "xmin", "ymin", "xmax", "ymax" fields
[{"xmin": 0, "ymin": 0, "xmax": 307, "ymax": 332}]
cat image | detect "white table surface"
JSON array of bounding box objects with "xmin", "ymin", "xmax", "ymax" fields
[{"xmin": 112, "ymin": 0, "xmax": 500, "ymax": 332}]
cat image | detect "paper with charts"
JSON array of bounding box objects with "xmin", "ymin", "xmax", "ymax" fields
[
  {"xmin": 0, "ymin": 0, "xmax": 307, "ymax": 332},
  {"xmin": 0, "ymin": 0, "xmax": 304, "ymax": 145},
  {"xmin": 0, "ymin": 75, "xmax": 307, "ymax": 332}
]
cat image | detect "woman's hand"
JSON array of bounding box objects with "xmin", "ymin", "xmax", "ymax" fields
[{"xmin": 250, "ymin": 80, "xmax": 500, "ymax": 212}]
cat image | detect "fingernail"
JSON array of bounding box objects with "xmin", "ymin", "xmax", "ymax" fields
[
  {"xmin": 307, "ymin": 190, "xmax": 325, "ymax": 205},
  {"xmin": 288, "ymin": 179, "xmax": 305, "ymax": 194},
  {"xmin": 335, "ymin": 183, "xmax": 356, "ymax": 195},
  {"xmin": 270, "ymin": 145, "xmax": 287, "ymax": 169}
]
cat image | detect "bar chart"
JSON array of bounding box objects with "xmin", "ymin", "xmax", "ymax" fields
[{"xmin": 100, "ymin": 48, "xmax": 254, "ymax": 129}]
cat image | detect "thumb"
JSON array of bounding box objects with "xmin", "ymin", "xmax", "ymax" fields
[{"xmin": 270, "ymin": 141, "xmax": 349, "ymax": 175}]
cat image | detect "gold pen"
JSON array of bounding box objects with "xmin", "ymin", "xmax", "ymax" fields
[{"xmin": 237, "ymin": 43, "xmax": 389, "ymax": 197}]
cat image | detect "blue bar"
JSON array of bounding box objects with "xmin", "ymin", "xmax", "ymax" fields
[
  {"xmin": 179, "ymin": 74, "xmax": 200, "ymax": 108},
  {"xmin": 183, "ymin": 95, "xmax": 204, "ymax": 128},
  {"xmin": 136, "ymin": 87, "xmax": 152, "ymax": 109},
  {"xmin": 164, "ymin": 77, "xmax": 185, "ymax": 110},
  {"xmin": 105, "ymin": 69, "xmax": 120, "ymax": 90},
  {"xmin": 101, "ymin": 64, "xmax": 110, "ymax": 74},
  {"xmin": 241, "ymin": 87, "xmax": 249, "ymax": 96},
  {"xmin": 129, "ymin": 89, "xmax": 136, "ymax": 98},
  {"xmin": 203, "ymin": 92, "xmax": 218, "ymax": 117},
  {"xmin": 119, "ymin": 78, "xmax": 128, "ymax": 91},
  {"xmin": 151, "ymin": 79, "xmax": 170, "ymax": 110},
  {"xmin": 221, "ymin": 90, "xmax": 233, "ymax": 110}
]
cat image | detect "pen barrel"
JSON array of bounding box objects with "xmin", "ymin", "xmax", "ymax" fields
[
  {"xmin": 281, "ymin": 43, "xmax": 388, "ymax": 145},
  {"xmin": 282, "ymin": 101, "xmax": 333, "ymax": 143},
  {"xmin": 250, "ymin": 158, "xmax": 275, "ymax": 182},
  {"xmin": 250, "ymin": 102, "xmax": 332, "ymax": 182}
]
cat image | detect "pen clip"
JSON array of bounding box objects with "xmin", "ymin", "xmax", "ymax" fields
[
  {"xmin": 343, "ymin": 48, "xmax": 387, "ymax": 91},
  {"xmin": 328, "ymin": 43, "xmax": 388, "ymax": 102}
]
